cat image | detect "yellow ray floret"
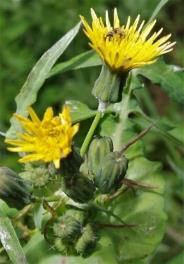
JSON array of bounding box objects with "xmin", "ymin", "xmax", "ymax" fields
[
  {"xmin": 5, "ymin": 106, "xmax": 79, "ymax": 168},
  {"xmin": 80, "ymin": 8, "xmax": 175, "ymax": 71}
]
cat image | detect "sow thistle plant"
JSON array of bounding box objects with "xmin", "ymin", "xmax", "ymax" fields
[{"xmin": 1, "ymin": 6, "xmax": 183, "ymax": 264}]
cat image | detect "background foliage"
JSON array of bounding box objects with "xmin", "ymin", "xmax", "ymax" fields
[{"xmin": 0, "ymin": 0, "xmax": 184, "ymax": 263}]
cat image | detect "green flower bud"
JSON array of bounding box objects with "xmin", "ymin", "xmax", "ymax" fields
[
  {"xmin": 87, "ymin": 136, "xmax": 113, "ymax": 177},
  {"xmin": 63, "ymin": 174, "xmax": 95, "ymax": 203},
  {"xmin": 0, "ymin": 167, "xmax": 30, "ymax": 209},
  {"xmin": 53, "ymin": 213, "xmax": 82, "ymax": 242},
  {"xmin": 92, "ymin": 65, "xmax": 121, "ymax": 103},
  {"xmin": 95, "ymin": 152, "xmax": 128, "ymax": 194},
  {"xmin": 20, "ymin": 164, "xmax": 50, "ymax": 188},
  {"xmin": 75, "ymin": 224, "xmax": 97, "ymax": 258},
  {"xmin": 54, "ymin": 238, "xmax": 76, "ymax": 255},
  {"xmin": 54, "ymin": 238, "xmax": 68, "ymax": 254}
]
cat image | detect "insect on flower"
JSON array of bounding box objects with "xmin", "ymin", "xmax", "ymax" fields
[{"xmin": 104, "ymin": 27, "xmax": 125, "ymax": 41}]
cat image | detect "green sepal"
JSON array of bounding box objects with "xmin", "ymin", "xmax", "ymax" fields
[
  {"xmin": 95, "ymin": 152, "xmax": 128, "ymax": 194},
  {"xmin": 54, "ymin": 238, "xmax": 77, "ymax": 256},
  {"xmin": 75, "ymin": 224, "xmax": 98, "ymax": 258},
  {"xmin": 0, "ymin": 167, "xmax": 30, "ymax": 209},
  {"xmin": 20, "ymin": 164, "xmax": 50, "ymax": 188},
  {"xmin": 86, "ymin": 136, "xmax": 113, "ymax": 178},
  {"xmin": 53, "ymin": 211, "xmax": 83, "ymax": 242},
  {"xmin": 92, "ymin": 65, "xmax": 121, "ymax": 103}
]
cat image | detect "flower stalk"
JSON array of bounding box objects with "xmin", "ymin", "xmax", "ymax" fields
[{"xmin": 80, "ymin": 111, "xmax": 102, "ymax": 157}]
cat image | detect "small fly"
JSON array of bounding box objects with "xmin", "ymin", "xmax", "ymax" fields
[{"xmin": 105, "ymin": 28, "xmax": 125, "ymax": 40}]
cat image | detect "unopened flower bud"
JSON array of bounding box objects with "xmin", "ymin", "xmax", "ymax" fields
[
  {"xmin": 61, "ymin": 149, "xmax": 83, "ymax": 178},
  {"xmin": 53, "ymin": 212, "xmax": 83, "ymax": 242},
  {"xmin": 63, "ymin": 174, "xmax": 95, "ymax": 203},
  {"xmin": 87, "ymin": 136, "xmax": 113, "ymax": 177},
  {"xmin": 54, "ymin": 238, "xmax": 76, "ymax": 255},
  {"xmin": 92, "ymin": 65, "xmax": 121, "ymax": 103},
  {"xmin": 20, "ymin": 164, "xmax": 50, "ymax": 188},
  {"xmin": 75, "ymin": 224, "xmax": 97, "ymax": 258},
  {"xmin": 0, "ymin": 167, "xmax": 30, "ymax": 209},
  {"xmin": 95, "ymin": 152, "xmax": 128, "ymax": 194}
]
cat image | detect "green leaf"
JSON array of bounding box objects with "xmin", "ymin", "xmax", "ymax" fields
[
  {"xmin": 100, "ymin": 114, "xmax": 118, "ymax": 138},
  {"xmin": 136, "ymin": 110, "xmax": 184, "ymax": 148},
  {"xmin": 137, "ymin": 60, "xmax": 184, "ymax": 105},
  {"xmin": 6, "ymin": 22, "xmax": 81, "ymax": 139},
  {"xmin": 66, "ymin": 100, "xmax": 96, "ymax": 122},
  {"xmin": 166, "ymin": 250, "xmax": 184, "ymax": 264},
  {"xmin": 0, "ymin": 199, "xmax": 18, "ymax": 218},
  {"xmin": 148, "ymin": 0, "xmax": 169, "ymax": 23},
  {"xmin": 0, "ymin": 217, "xmax": 28, "ymax": 264},
  {"xmin": 24, "ymin": 231, "xmax": 52, "ymax": 264},
  {"xmin": 108, "ymin": 157, "xmax": 166, "ymax": 262},
  {"xmin": 169, "ymin": 124, "xmax": 184, "ymax": 143},
  {"xmin": 48, "ymin": 50, "xmax": 101, "ymax": 78}
]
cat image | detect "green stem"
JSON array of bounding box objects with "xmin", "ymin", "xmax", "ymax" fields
[
  {"xmin": 80, "ymin": 111, "xmax": 102, "ymax": 157},
  {"xmin": 113, "ymin": 73, "xmax": 133, "ymax": 150},
  {"xmin": 14, "ymin": 204, "xmax": 33, "ymax": 221}
]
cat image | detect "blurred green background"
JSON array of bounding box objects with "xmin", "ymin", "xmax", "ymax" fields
[{"xmin": 0, "ymin": 0, "xmax": 184, "ymax": 263}]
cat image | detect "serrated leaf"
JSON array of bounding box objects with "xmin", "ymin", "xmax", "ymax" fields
[
  {"xmin": 0, "ymin": 217, "xmax": 28, "ymax": 264},
  {"xmin": 137, "ymin": 60, "xmax": 184, "ymax": 104},
  {"xmin": 65, "ymin": 100, "xmax": 96, "ymax": 122},
  {"xmin": 6, "ymin": 22, "xmax": 81, "ymax": 139},
  {"xmin": 48, "ymin": 50, "xmax": 101, "ymax": 78}
]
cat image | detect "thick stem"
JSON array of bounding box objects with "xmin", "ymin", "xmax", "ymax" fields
[
  {"xmin": 80, "ymin": 110, "xmax": 102, "ymax": 157},
  {"xmin": 113, "ymin": 73, "xmax": 132, "ymax": 150}
]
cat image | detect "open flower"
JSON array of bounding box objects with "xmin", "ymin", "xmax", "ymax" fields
[
  {"xmin": 5, "ymin": 106, "xmax": 79, "ymax": 168},
  {"xmin": 80, "ymin": 8, "xmax": 175, "ymax": 72}
]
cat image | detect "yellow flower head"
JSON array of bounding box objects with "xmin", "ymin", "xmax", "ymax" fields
[
  {"xmin": 5, "ymin": 106, "xmax": 79, "ymax": 168},
  {"xmin": 80, "ymin": 8, "xmax": 175, "ymax": 71}
]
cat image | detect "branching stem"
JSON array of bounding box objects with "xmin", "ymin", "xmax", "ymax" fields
[{"xmin": 119, "ymin": 125, "xmax": 153, "ymax": 154}]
